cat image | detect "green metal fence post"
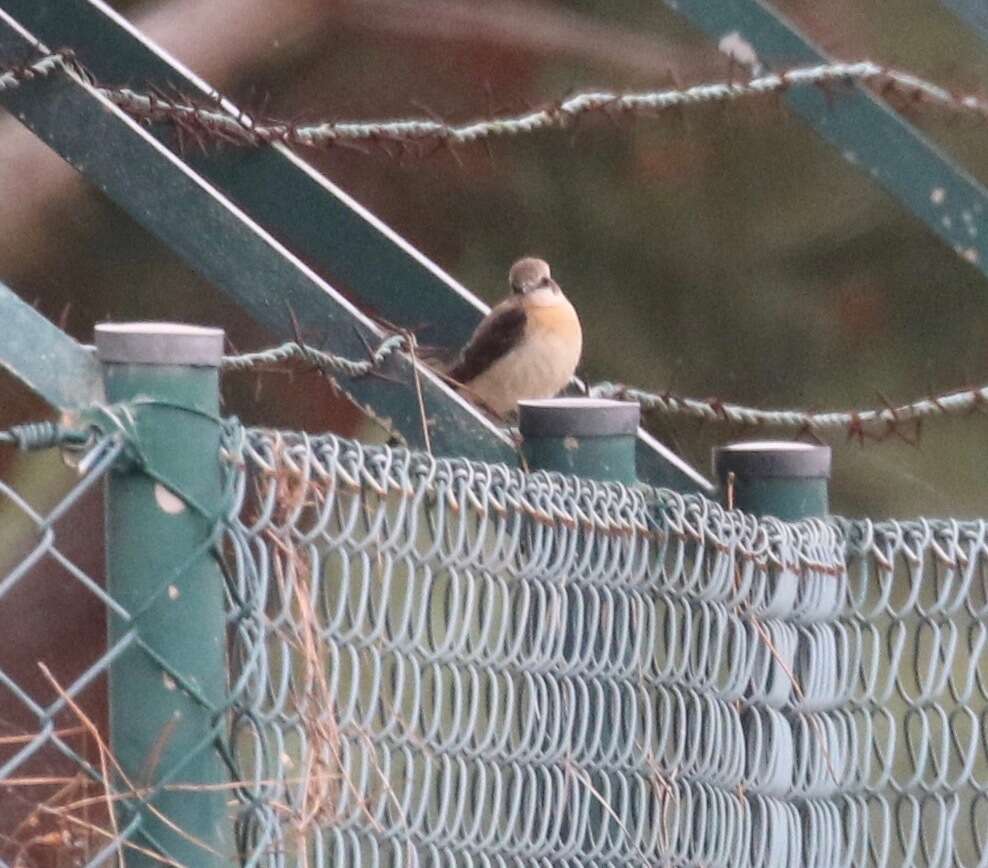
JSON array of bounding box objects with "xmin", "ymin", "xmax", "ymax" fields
[
  {"xmin": 519, "ymin": 397, "xmax": 640, "ymax": 861},
  {"xmin": 713, "ymin": 441, "xmax": 831, "ymax": 521},
  {"xmin": 96, "ymin": 323, "xmax": 231, "ymax": 866},
  {"xmin": 713, "ymin": 441, "xmax": 833, "ymax": 863},
  {"xmin": 518, "ymin": 398, "xmax": 640, "ymax": 484}
]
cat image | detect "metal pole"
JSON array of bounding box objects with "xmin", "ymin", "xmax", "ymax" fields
[
  {"xmin": 96, "ymin": 323, "xmax": 231, "ymax": 866},
  {"xmin": 713, "ymin": 440, "xmax": 831, "ymax": 521},
  {"xmin": 518, "ymin": 397, "xmax": 640, "ymax": 861},
  {"xmin": 518, "ymin": 398, "xmax": 639, "ymax": 484},
  {"xmin": 712, "ymin": 440, "xmax": 836, "ymax": 862}
]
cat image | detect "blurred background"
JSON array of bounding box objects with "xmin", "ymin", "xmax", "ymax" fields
[{"xmin": 2, "ymin": 0, "xmax": 988, "ymax": 521}]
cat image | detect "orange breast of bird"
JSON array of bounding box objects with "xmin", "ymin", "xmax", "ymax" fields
[
  {"xmin": 524, "ymin": 298, "xmax": 583, "ymax": 379},
  {"xmin": 526, "ymin": 299, "xmax": 582, "ymax": 349}
]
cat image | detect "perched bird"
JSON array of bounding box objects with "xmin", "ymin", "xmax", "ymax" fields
[{"xmin": 448, "ymin": 257, "xmax": 582, "ymax": 417}]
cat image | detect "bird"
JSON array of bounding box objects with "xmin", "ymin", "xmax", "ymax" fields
[{"xmin": 447, "ymin": 257, "xmax": 582, "ymax": 418}]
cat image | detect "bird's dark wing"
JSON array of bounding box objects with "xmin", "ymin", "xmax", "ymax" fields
[{"xmin": 448, "ymin": 300, "xmax": 526, "ymax": 383}]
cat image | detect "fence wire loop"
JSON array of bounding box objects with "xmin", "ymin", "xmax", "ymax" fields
[
  {"xmin": 4, "ymin": 417, "xmax": 988, "ymax": 865},
  {"xmin": 215, "ymin": 424, "xmax": 988, "ymax": 866}
]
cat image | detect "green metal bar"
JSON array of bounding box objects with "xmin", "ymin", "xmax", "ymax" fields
[
  {"xmin": 635, "ymin": 425, "xmax": 710, "ymax": 492},
  {"xmin": 0, "ymin": 279, "xmax": 103, "ymax": 409},
  {"xmin": 0, "ymin": 0, "xmax": 482, "ymax": 352},
  {"xmin": 0, "ymin": 0, "xmax": 712, "ymax": 493},
  {"xmin": 97, "ymin": 323, "xmax": 231, "ymax": 866},
  {"xmin": 0, "ymin": 8, "xmax": 515, "ymax": 465},
  {"xmin": 665, "ymin": 0, "xmax": 988, "ymax": 281},
  {"xmin": 940, "ymin": 0, "xmax": 988, "ymax": 44}
]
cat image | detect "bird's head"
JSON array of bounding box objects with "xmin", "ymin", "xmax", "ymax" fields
[{"xmin": 509, "ymin": 257, "xmax": 558, "ymax": 295}]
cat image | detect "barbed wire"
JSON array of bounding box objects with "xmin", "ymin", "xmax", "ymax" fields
[
  {"xmin": 587, "ymin": 382, "xmax": 988, "ymax": 442},
  {"xmin": 220, "ymin": 335, "xmax": 408, "ymax": 378},
  {"xmin": 5, "ymin": 50, "xmax": 987, "ymax": 444},
  {"xmin": 0, "ymin": 49, "xmax": 72, "ymax": 94},
  {"xmin": 3, "ymin": 51, "xmax": 988, "ymax": 154},
  {"xmin": 216, "ymin": 337, "xmax": 988, "ymax": 442}
]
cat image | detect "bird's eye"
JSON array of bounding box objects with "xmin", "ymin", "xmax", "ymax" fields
[{"xmin": 540, "ymin": 276, "xmax": 551, "ymax": 287}]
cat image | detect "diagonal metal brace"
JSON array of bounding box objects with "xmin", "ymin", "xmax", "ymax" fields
[
  {"xmin": 665, "ymin": 0, "xmax": 988, "ymax": 279},
  {"xmin": 0, "ymin": 8, "xmax": 519, "ymax": 465},
  {"xmin": 0, "ymin": 280, "xmax": 104, "ymax": 410},
  {"xmin": 0, "ymin": 0, "xmax": 712, "ymax": 493}
]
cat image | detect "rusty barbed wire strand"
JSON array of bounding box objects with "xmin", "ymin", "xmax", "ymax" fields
[
  {"xmin": 0, "ymin": 50, "xmax": 74, "ymax": 93},
  {"xmin": 587, "ymin": 382, "xmax": 988, "ymax": 440},
  {"xmin": 217, "ymin": 338, "xmax": 988, "ymax": 441},
  {"xmin": 5, "ymin": 50, "xmax": 987, "ymax": 442},
  {"xmin": 92, "ymin": 62, "xmax": 988, "ymax": 148},
  {"xmin": 220, "ymin": 335, "xmax": 407, "ymax": 378},
  {"xmin": 4, "ymin": 51, "xmax": 988, "ymax": 153}
]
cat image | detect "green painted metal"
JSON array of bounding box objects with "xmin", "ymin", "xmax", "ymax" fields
[
  {"xmin": 100, "ymin": 331, "xmax": 231, "ymax": 865},
  {"xmin": 0, "ymin": 0, "xmax": 712, "ymax": 494},
  {"xmin": 713, "ymin": 443, "xmax": 830, "ymax": 521},
  {"xmin": 519, "ymin": 399, "xmax": 639, "ymax": 484},
  {"xmin": 635, "ymin": 426, "xmax": 711, "ymax": 492},
  {"xmin": 0, "ymin": 0, "xmax": 481, "ymax": 353},
  {"xmin": 0, "ymin": 8, "xmax": 515, "ymax": 466},
  {"xmin": 665, "ymin": 0, "xmax": 988, "ymax": 282},
  {"xmin": 724, "ymin": 476, "xmax": 828, "ymax": 521},
  {"xmin": 0, "ymin": 280, "xmax": 103, "ymax": 409},
  {"xmin": 521, "ymin": 434, "xmax": 638, "ymax": 485},
  {"xmin": 518, "ymin": 397, "xmax": 694, "ymax": 487},
  {"xmin": 941, "ymin": 0, "xmax": 988, "ymax": 44}
]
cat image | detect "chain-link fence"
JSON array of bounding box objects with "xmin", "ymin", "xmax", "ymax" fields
[
  {"xmin": 3, "ymin": 417, "xmax": 988, "ymax": 866},
  {"xmin": 0, "ymin": 433, "xmax": 135, "ymax": 865}
]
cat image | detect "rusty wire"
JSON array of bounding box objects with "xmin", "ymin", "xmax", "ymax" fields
[
  {"xmin": 214, "ymin": 337, "xmax": 988, "ymax": 443},
  {"xmin": 587, "ymin": 382, "xmax": 988, "ymax": 443},
  {"xmin": 3, "ymin": 51, "xmax": 988, "ymax": 155}
]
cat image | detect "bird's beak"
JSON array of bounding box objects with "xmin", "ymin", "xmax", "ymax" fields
[{"xmin": 548, "ymin": 278, "xmax": 561, "ymax": 293}]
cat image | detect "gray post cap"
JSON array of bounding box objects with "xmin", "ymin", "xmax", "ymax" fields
[
  {"xmin": 95, "ymin": 323, "xmax": 225, "ymax": 366},
  {"xmin": 519, "ymin": 398, "xmax": 640, "ymax": 438},
  {"xmin": 713, "ymin": 440, "xmax": 831, "ymax": 479}
]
